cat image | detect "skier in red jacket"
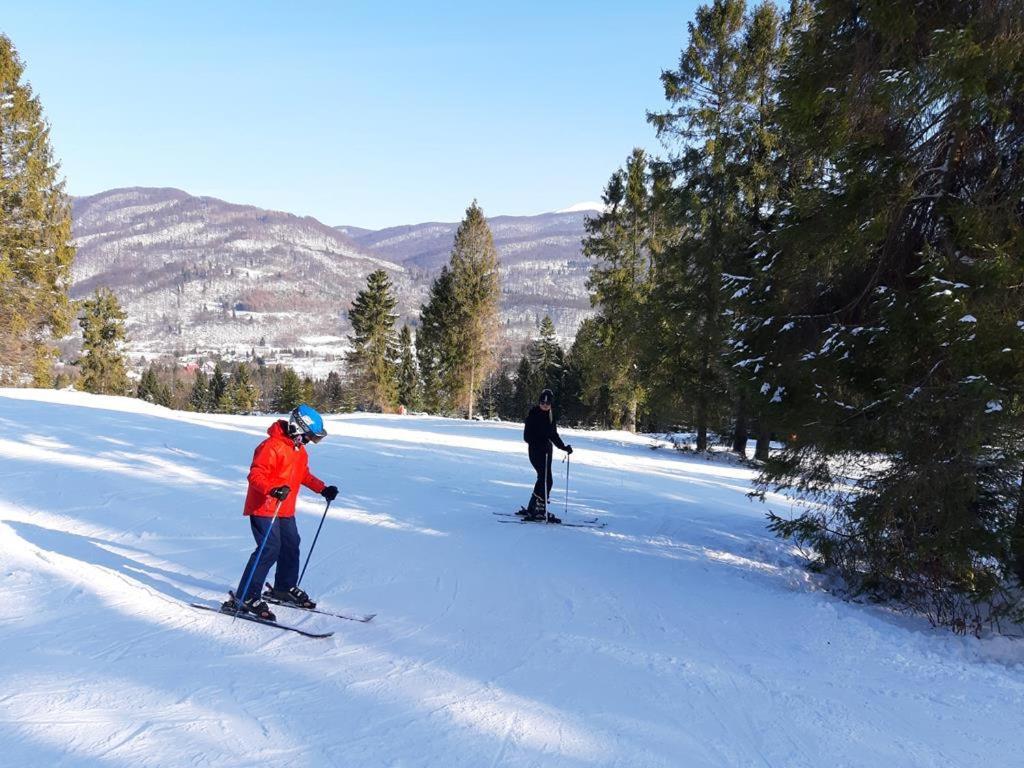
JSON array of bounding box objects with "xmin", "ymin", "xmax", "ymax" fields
[{"xmin": 223, "ymin": 404, "xmax": 338, "ymax": 620}]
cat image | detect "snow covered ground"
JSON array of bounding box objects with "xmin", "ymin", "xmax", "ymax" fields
[{"xmin": 1, "ymin": 388, "xmax": 1022, "ymax": 767}]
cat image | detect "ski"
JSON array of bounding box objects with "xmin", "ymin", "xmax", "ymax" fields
[
  {"xmin": 190, "ymin": 602, "xmax": 334, "ymax": 639},
  {"xmin": 261, "ymin": 583, "xmax": 376, "ymax": 623},
  {"xmin": 496, "ymin": 518, "xmax": 606, "ymax": 529},
  {"xmin": 262, "ymin": 585, "xmax": 378, "ymax": 622},
  {"xmin": 492, "ymin": 511, "xmax": 600, "ymax": 525}
]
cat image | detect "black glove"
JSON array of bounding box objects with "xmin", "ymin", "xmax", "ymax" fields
[
  {"xmin": 565, "ymin": 445, "xmax": 573, "ymax": 455},
  {"xmin": 321, "ymin": 485, "xmax": 339, "ymax": 502},
  {"xmin": 269, "ymin": 485, "xmax": 291, "ymax": 501}
]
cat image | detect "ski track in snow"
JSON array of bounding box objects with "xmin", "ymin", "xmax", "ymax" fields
[{"xmin": 1, "ymin": 388, "xmax": 1023, "ymax": 767}]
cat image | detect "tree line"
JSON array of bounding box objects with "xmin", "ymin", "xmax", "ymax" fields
[{"xmin": 578, "ymin": 0, "xmax": 1024, "ymax": 630}]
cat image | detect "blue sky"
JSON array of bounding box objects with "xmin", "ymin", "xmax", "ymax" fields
[{"xmin": 3, "ymin": 1, "xmax": 698, "ymax": 229}]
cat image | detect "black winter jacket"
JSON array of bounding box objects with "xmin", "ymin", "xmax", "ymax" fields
[{"xmin": 523, "ymin": 406, "xmax": 567, "ymax": 451}]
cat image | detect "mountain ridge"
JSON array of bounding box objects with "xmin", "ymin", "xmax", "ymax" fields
[{"xmin": 70, "ymin": 187, "xmax": 595, "ymax": 375}]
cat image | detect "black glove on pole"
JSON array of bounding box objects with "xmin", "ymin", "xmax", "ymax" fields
[{"xmin": 298, "ymin": 497, "xmax": 333, "ymax": 587}]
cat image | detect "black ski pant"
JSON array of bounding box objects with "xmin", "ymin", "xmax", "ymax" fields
[
  {"xmin": 526, "ymin": 444, "xmax": 553, "ymax": 513},
  {"xmin": 235, "ymin": 515, "xmax": 301, "ymax": 602}
]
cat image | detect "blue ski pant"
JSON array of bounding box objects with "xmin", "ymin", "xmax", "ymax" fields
[{"xmin": 235, "ymin": 515, "xmax": 301, "ymax": 602}]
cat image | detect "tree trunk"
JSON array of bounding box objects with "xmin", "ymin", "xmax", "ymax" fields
[
  {"xmin": 1013, "ymin": 465, "xmax": 1024, "ymax": 582},
  {"xmin": 468, "ymin": 360, "xmax": 475, "ymax": 420},
  {"xmin": 754, "ymin": 424, "xmax": 771, "ymax": 462},
  {"xmin": 696, "ymin": 390, "xmax": 708, "ymax": 452},
  {"xmin": 625, "ymin": 393, "xmax": 638, "ymax": 433},
  {"xmin": 731, "ymin": 396, "xmax": 748, "ymax": 457}
]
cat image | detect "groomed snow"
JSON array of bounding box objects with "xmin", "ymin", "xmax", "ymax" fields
[{"xmin": 1, "ymin": 389, "xmax": 1022, "ymax": 767}]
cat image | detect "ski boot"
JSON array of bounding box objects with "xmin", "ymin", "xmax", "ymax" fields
[
  {"xmin": 267, "ymin": 585, "xmax": 316, "ymax": 609},
  {"xmin": 221, "ymin": 595, "xmax": 276, "ymax": 621}
]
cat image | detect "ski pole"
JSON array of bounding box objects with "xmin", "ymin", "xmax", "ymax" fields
[
  {"xmin": 545, "ymin": 445, "xmax": 552, "ymax": 523},
  {"xmin": 297, "ymin": 498, "xmax": 332, "ymax": 587},
  {"xmin": 235, "ymin": 497, "xmax": 284, "ymax": 618},
  {"xmin": 564, "ymin": 452, "xmax": 570, "ymax": 517}
]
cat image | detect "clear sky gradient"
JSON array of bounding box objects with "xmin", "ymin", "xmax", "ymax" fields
[{"xmin": 3, "ymin": 1, "xmax": 698, "ymax": 229}]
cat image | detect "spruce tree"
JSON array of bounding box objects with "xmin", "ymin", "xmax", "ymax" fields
[
  {"xmin": 648, "ymin": 0, "xmax": 751, "ymax": 448},
  {"xmin": 0, "ymin": 35, "xmax": 75, "ymax": 386},
  {"xmin": 530, "ymin": 316, "xmax": 565, "ymax": 393},
  {"xmin": 564, "ymin": 316, "xmax": 617, "ymax": 428},
  {"xmin": 449, "ymin": 201, "xmax": 501, "ymax": 418},
  {"xmin": 753, "ymin": 0, "xmax": 1024, "ymax": 628},
  {"xmin": 274, "ymin": 367, "xmax": 306, "ymax": 413},
  {"xmin": 137, "ymin": 363, "xmax": 171, "ymax": 406},
  {"xmin": 397, "ymin": 325, "xmax": 421, "ymax": 411},
  {"xmin": 77, "ymin": 289, "xmax": 129, "ymax": 395},
  {"xmin": 317, "ymin": 371, "xmax": 345, "ymax": 413},
  {"xmin": 209, "ymin": 363, "xmax": 227, "ymax": 411},
  {"xmin": 137, "ymin": 365, "xmax": 160, "ymax": 403},
  {"xmin": 189, "ymin": 370, "xmax": 210, "ymax": 412},
  {"xmin": 346, "ymin": 269, "xmax": 400, "ymax": 412},
  {"xmin": 512, "ymin": 354, "xmax": 539, "ymax": 419},
  {"xmin": 220, "ymin": 363, "xmax": 259, "ymax": 414},
  {"xmin": 417, "ymin": 266, "xmax": 458, "ymax": 413},
  {"xmin": 584, "ymin": 150, "xmax": 664, "ymax": 431}
]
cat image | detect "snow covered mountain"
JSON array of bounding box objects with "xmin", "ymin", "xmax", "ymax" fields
[
  {"xmin": 71, "ymin": 188, "xmax": 597, "ymax": 374},
  {"xmin": 3, "ymin": 387, "xmax": 1021, "ymax": 767},
  {"xmin": 337, "ymin": 210, "xmax": 595, "ymax": 344},
  {"xmin": 71, "ymin": 188, "xmax": 418, "ymax": 375}
]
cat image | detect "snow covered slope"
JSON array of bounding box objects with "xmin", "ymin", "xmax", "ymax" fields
[{"xmin": 1, "ymin": 389, "xmax": 1022, "ymax": 767}]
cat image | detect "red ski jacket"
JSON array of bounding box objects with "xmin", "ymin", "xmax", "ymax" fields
[{"xmin": 243, "ymin": 420, "xmax": 326, "ymax": 518}]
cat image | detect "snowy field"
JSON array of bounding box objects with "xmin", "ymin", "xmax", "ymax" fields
[{"xmin": 1, "ymin": 389, "xmax": 1022, "ymax": 767}]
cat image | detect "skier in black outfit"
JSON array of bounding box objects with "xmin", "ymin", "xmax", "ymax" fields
[{"xmin": 521, "ymin": 388, "xmax": 573, "ymax": 522}]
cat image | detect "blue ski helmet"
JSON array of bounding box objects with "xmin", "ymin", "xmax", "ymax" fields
[{"xmin": 288, "ymin": 404, "xmax": 327, "ymax": 444}]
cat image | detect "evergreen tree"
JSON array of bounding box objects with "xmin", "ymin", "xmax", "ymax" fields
[
  {"xmin": 396, "ymin": 325, "xmax": 421, "ymax": 410},
  {"xmin": 583, "ymin": 150, "xmax": 665, "ymax": 431},
  {"xmin": 209, "ymin": 363, "xmax": 227, "ymax": 410},
  {"xmin": 491, "ymin": 363, "xmax": 517, "ymax": 421},
  {"xmin": 220, "ymin": 363, "xmax": 259, "ymax": 414},
  {"xmin": 137, "ymin": 365, "xmax": 159, "ymax": 403},
  {"xmin": 448, "ymin": 201, "xmax": 501, "ymax": 418},
  {"xmin": 137, "ymin": 363, "xmax": 171, "ymax": 407},
  {"xmin": 511, "ymin": 354, "xmax": 540, "ymax": 419},
  {"xmin": 189, "ymin": 369, "xmax": 210, "ymax": 412},
  {"xmin": 564, "ymin": 316, "xmax": 617, "ymax": 428},
  {"xmin": 316, "ymin": 371, "xmax": 345, "ymax": 413},
  {"xmin": 346, "ymin": 269, "xmax": 400, "ymax": 412},
  {"xmin": 77, "ymin": 289, "xmax": 129, "ymax": 395},
  {"xmin": 753, "ymin": 0, "xmax": 1024, "ymax": 628},
  {"xmin": 274, "ymin": 367, "xmax": 306, "ymax": 413},
  {"xmin": 529, "ymin": 316, "xmax": 565, "ymax": 393},
  {"xmin": 0, "ymin": 35, "xmax": 75, "ymax": 386},
  {"xmin": 417, "ymin": 266, "xmax": 458, "ymax": 413},
  {"xmin": 648, "ymin": 0, "xmax": 751, "ymax": 448}
]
